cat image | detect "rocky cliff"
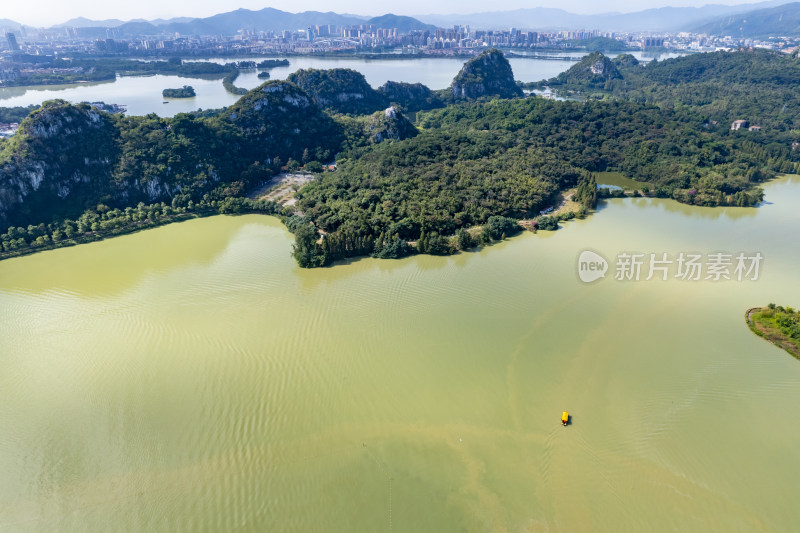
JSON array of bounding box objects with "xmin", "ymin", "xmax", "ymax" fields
[
  {"xmin": 363, "ymin": 107, "xmax": 418, "ymax": 144},
  {"xmin": 450, "ymin": 49, "xmax": 523, "ymax": 100},
  {"xmin": 0, "ymin": 100, "xmax": 120, "ymax": 227}
]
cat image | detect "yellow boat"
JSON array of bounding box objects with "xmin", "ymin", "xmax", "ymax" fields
[{"xmin": 562, "ymin": 411, "xmax": 569, "ymax": 426}]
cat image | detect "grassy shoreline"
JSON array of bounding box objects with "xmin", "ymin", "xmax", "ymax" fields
[{"xmin": 746, "ymin": 306, "xmax": 800, "ymax": 359}]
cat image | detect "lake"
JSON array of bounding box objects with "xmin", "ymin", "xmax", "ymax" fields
[
  {"xmin": 1, "ymin": 175, "xmax": 798, "ymax": 531},
  {"xmin": 0, "ymin": 51, "xmax": 684, "ymax": 117}
]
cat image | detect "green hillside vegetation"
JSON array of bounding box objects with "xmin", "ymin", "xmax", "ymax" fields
[
  {"xmin": 612, "ymin": 54, "xmax": 640, "ymax": 68},
  {"xmin": 378, "ymin": 81, "xmax": 444, "ymax": 112},
  {"xmin": 536, "ymin": 49, "xmax": 800, "ymax": 131},
  {"xmin": 0, "ymin": 80, "xmax": 341, "ymax": 233},
  {"xmin": 290, "ymin": 95, "xmax": 789, "ymax": 266},
  {"xmin": 542, "ymin": 51, "xmax": 623, "ymax": 90},
  {"xmin": 287, "ymin": 68, "xmax": 388, "ymax": 115},
  {"xmin": 162, "ymin": 85, "xmax": 196, "ymax": 98}
]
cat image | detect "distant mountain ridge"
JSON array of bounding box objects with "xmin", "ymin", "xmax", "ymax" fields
[
  {"xmin": 50, "ymin": 9, "xmax": 432, "ymax": 37},
  {"xmin": 53, "ymin": 16, "xmax": 193, "ymax": 28},
  {"xmin": 693, "ymin": 2, "xmax": 800, "ymax": 37},
  {"xmin": 366, "ymin": 14, "xmax": 437, "ymax": 33},
  {"xmin": 0, "ymin": 19, "xmax": 21, "ymax": 31},
  {"xmin": 416, "ymin": 0, "xmax": 789, "ymax": 31},
  {"xmin": 13, "ymin": 1, "xmax": 800, "ymax": 37}
]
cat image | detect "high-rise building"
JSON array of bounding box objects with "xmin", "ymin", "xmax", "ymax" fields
[{"xmin": 5, "ymin": 32, "xmax": 20, "ymax": 51}]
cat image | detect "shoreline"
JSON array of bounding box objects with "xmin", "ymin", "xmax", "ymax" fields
[
  {"xmin": 0, "ymin": 176, "xmax": 783, "ymax": 266},
  {"xmin": 745, "ymin": 306, "xmax": 800, "ymax": 359}
]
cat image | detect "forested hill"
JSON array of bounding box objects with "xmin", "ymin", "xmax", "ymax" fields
[
  {"xmin": 535, "ymin": 48, "xmax": 800, "ymax": 131},
  {"xmin": 293, "ymin": 96, "xmax": 789, "ymax": 268},
  {"xmin": 287, "ymin": 69, "xmax": 388, "ymax": 115},
  {"xmin": 450, "ymin": 49, "xmax": 523, "ymax": 100},
  {"xmin": 0, "ymin": 81, "xmax": 341, "ymax": 229},
  {"xmin": 547, "ymin": 51, "xmax": 622, "ymax": 90}
]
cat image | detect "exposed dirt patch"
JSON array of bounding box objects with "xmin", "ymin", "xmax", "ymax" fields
[{"xmin": 248, "ymin": 172, "xmax": 315, "ymax": 206}]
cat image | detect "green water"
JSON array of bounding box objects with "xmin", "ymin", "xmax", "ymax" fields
[
  {"xmin": 595, "ymin": 171, "xmax": 647, "ymax": 190},
  {"xmin": 1, "ymin": 177, "xmax": 799, "ymax": 531}
]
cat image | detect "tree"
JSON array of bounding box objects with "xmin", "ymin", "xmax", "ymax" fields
[
  {"xmin": 456, "ymin": 228, "xmax": 475, "ymax": 250},
  {"xmin": 305, "ymin": 160, "xmax": 323, "ymax": 173},
  {"xmin": 425, "ymin": 233, "xmax": 453, "ymax": 255},
  {"xmin": 291, "ymin": 223, "xmax": 325, "ymax": 268},
  {"xmin": 484, "ymin": 216, "xmax": 520, "ymax": 240},
  {"xmin": 372, "ymin": 235, "xmax": 412, "ymax": 259},
  {"xmin": 575, "ymin": 173, "xmax": 598, "ymax": 209}
]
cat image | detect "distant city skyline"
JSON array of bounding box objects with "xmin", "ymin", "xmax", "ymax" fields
[{"xmin": 3, "ymin": 0, "xmax": 768, "ymax": 27}]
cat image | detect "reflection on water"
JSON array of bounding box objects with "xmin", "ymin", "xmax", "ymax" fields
[
  {"xmin": 0, "ymin": 216, "xmax": 275, "ymax": 296},
  {"xmin": 0, "ymin": 79, "xmax": 116, "ymax": 100},
  {"xmin": 0, "ymin": 176, "xmax": 799, "ymax": 531},
  {"xmin": 595, "ymin": 171, "xmax": 646, "ymax": 190},
  {"xmin": 624, "ymin": 196, "xmax": 758, "ymax": 221}
]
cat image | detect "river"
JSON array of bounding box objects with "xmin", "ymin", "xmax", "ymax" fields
[
  {"xmin": 1, "ymin": 175, "xmax": 798, "ymax": 531},
  {"xmin": 0, "ymin": 51, "xmax": 684, "ymax": 117}
]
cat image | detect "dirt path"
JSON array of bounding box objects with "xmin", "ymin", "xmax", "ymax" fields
[{"xmin": 517, "ymin": 190, "xmax": 578, "ymax": 231}]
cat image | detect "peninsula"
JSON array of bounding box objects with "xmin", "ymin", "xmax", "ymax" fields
[{"xmin": 746, "ymin": 305, "xmax": 800, "ymax": 359}]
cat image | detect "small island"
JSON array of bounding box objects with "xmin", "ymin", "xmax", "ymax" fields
[
  {"xmin": 257, "ymin": 59, "xmax": 290, "ymax": 69},
  {"xmin": 257, "ymin": 71, "xmax": 270, "ymax": 79},
  {"xmin": 162, "ymin": 85, "xmax": 196, "ymax": 98},
  {"xmin": 746, "ymin": 305, "xmax": 800, "ymax": 359}
]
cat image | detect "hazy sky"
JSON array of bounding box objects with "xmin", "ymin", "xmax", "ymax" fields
[{"xmin": 4, "ymin": 0, "xmax": 762, "ymax": 26}]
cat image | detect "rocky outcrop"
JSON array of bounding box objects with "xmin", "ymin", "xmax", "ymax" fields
[
  {"xmin": 287, "ymin": 68, "xmax": 388, "ymax": 115},
  {"xmin": 450, "ymin": 49, "xmax": 523, "ymax": 100},
  {"xmin": 552, "ymin": 52, "xmax": 622, "ymax": 88},
  {"xmin": 0, "ymin": 100, "xmax": 120, "ymax": 227},
  {"xmin": 363, "ymin": 107, "xmax": 418, "ymax": 144}
]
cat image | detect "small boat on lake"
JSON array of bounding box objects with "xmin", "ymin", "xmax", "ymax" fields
[{"xmin": 562, "ymin": 411, "xmax": 569, "ymax": 426}]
